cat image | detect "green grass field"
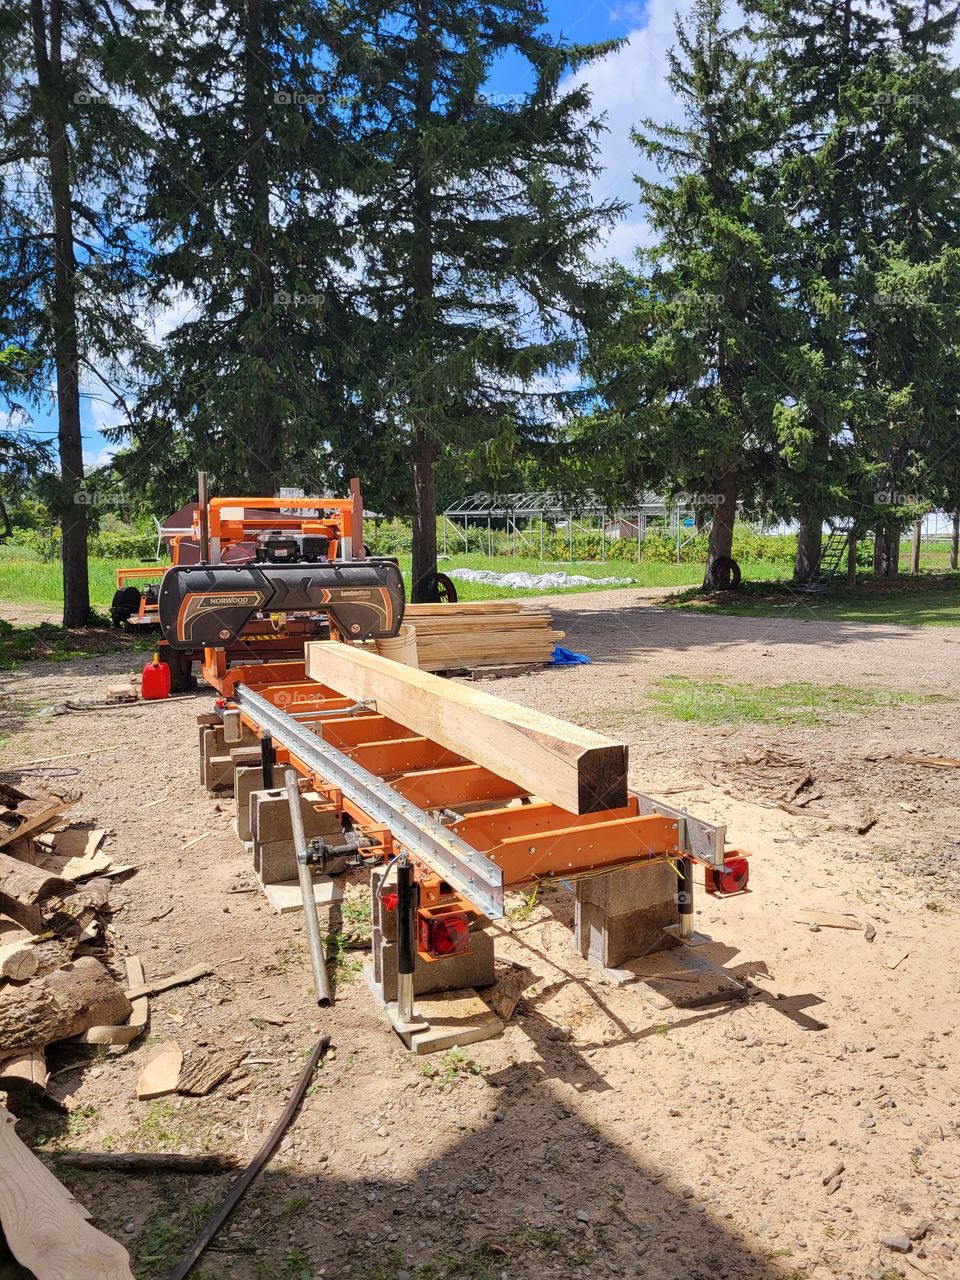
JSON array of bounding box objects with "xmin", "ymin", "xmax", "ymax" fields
[
  {"xmin": 0, "ymin": 552, "xmax": 793, "ymax": 609},
  {"xmin": 647, "ymin": 676, "xmax": 938, "ymax": 725},
  {"xmin": 673, "ymin": 573, "xmax": 960, "ymax": 627}
]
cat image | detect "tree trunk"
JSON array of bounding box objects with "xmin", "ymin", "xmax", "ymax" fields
[
  {"xmin": 30, "ymin": 0, "xmax": 89, "ymax": 626},
  {"xmin": 873, "ymin": 521, "xmax": 900, "ymax": 578},
  {"xmin": 411, "ymin": 431, "xmax": 438, "ymax": 602},
  {"xmin": 408, "ymin": 0, "xmax": 437, "ymax": 604},
  {"xmin": 0, "ymin": 957, "xmax": 131, "ymax": 1052},
  {"xmin": 846, "ymin": 530, "xmax": 858, "ymax": 589},
  {"xmin": 243, "ymin": 0, "xmax": 278, "ymax": 495},
  {"xmin": 0, "ymin": 851, "xmax": 101, "ymax": 936},
  {"xmin": 952, "ymin": 510, "xmax": 959, "ymax": 571},
  {"xmin": 701, "ymin": 467, "xmax": 737, "ymax": 590},
  {"xmin": 911, "ymin": 519, "xmax": 922, "ymax": 574},
  {"xmin": 794, "ymin": 513, "xmax": 823, "ymax": 584}
]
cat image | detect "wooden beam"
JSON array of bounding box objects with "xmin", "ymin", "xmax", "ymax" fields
[{"xmin": 305, "ymin": 642, "xmax": 627, "ymax": 813}]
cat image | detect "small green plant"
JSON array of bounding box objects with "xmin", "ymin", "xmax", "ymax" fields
[
  {"xmin": 325, "ymin": 930, "xmax": 362, "ymax": 985},
  {"xmin": 66, "ymin": 1104, "xmax": 100, "ymax": 1138},
  {"xmin": 271, "ymin": 939, "xmax": 303, "ymax": 973},
  {"xmin": 507, "ymin": 884, "xmax": 540, "ymax": 922},
  {"xmin": 419, "ymin": 1048, "xmax": 483, "ymax": 1085},
  {"xmin": 137, "ymin": 1195, "xmax": 220, "ymax": 1275},
  {"xmin": 278, "ymin": 1247, "xmax": 314, "ymax": 1279},
  {"xmin": 652, "ymin": 1023, "xmax": 670, "ymax": 1036}
]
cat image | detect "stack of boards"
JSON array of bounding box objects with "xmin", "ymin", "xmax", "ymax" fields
[{"xmin": 404, "ymin": 601, "xmax": 563, "ymax": 673}]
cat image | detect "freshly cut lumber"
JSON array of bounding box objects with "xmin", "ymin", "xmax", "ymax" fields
[
  {"xmin": 405, "ymin": 601, "xmax": 524, "ymax": 616},
  {"xmin": 306, "ymin": 642, "xmax": 627, "ymax": 813},
  {"xmin": 0, "ymin": 1106, "xmax": 135, "ymax": 1279},
  {"xmin": 51, "ymin": 1151, "xmax": 240, "ymax": 1174},
  {"xmin": 403, "ymin": 603, "xmax": 561, "ymax": 673},
  {"xmin": 0, "ymin": 957, "xmax": 132, "ymax": 1053},
  {"xmin": 137, "ymin": 1041, "xmax": 182, "ymax": 1099}
]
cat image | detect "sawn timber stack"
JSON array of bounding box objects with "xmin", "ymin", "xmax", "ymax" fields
[
  {"xmin": 305, "ymin": 641, "xmax": 625, "ymax": 813},
  {"xmin": 404, "ymin": 601, "xmax": 561, "ymax": 671}
]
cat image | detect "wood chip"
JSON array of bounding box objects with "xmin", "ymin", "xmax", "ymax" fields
[
  {"xmin": 487, "ymin": 965, "xmax": 536, "ymax": 1022},
  {"xmin": 897, "ymin": 754, "xmax": 960, "ymax": 770}
]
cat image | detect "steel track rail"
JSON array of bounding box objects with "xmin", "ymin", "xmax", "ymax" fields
[{"xmin": 234, "ymin": 684, "xmax": 504, "ymax": 919}]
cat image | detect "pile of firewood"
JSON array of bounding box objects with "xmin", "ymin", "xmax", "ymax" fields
[{"xmin": 0, "ymin": 781, "xmax": 133, "ymax": 1091}]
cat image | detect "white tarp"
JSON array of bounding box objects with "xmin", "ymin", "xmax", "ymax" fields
[{"xmin": 447, "ymin": 568, "xmax": 634, "ymax": 590}]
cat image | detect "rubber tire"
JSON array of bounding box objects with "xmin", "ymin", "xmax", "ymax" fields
[
  {"xmin": 165, "ymin": 647, "xmax": 197, "ymax": 693},
  {"xmin": 708, "ymin": 556, "xmax": 742, "ymax": 590},
  {"xmin": 109, "ymin": 585, "xmax": 142, "ymax": 629},
  {"xmin": 433, "ymin": 572, "xmax": 458, "ymax": 603}
]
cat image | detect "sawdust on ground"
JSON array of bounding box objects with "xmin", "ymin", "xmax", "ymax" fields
[{"xmin": 0, "ymin": 593, "xmax": 958, "ymax": 1280}]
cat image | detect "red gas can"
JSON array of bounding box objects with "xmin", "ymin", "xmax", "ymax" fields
[{"xmin": 141, "ymin": 653, "xmax": 171, "ymax": 700}]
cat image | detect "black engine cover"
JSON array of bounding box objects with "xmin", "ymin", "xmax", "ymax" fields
[{"xmin": 157, "ymin": 559, "xmax": 404, "ymax": 648}]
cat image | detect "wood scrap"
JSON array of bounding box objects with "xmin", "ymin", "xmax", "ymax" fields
[
  {"xmin": 0, "ymin": 783, "xmax": 76, "ymax": 851},
  {"xmin": 137, "ymin": 1041, "xmax": 182, "ymax": 1099},
  {"xmin": 51, "ymin": 1152, "xmax": 240, "ymax": 1174},
  {"xmin": 75, "ymin": 956, "xmax": 148, "ymax": 1046},
  {"xmin": 0, "ymin": 1050, "xmax": 47, "ymax": 1092},
  {"xmin": 0, "ymin": 937, "xmax": 38, "ymax": 982},
  {"xmin": 0, "ymin": 1106, "xmax": 135, "ymax": 1279},
  {"xmin": 897, "ymin": 754, "xmax": 960, "ymax": 769},
  {"xmin": 487, "ymin": 964, "xmax": 535, "ymax": 1022},
  {"xmin": 177, "ymin": 1049, "xmax": 244, "ymax": 1097},
  {"xmin": 0, "ymin": 852, "xmax": 104, "ymax": 936},
  {"xmin": 124, "ymin": 962, "xmax": 212, "ymax": 1001},
  {"xmin": 0, "ymin": 957, "xmax": 132, "ymax": 1053},
  {"xmin": 794, "ymin": 911, "xmax": 861, "ymax": 930}
]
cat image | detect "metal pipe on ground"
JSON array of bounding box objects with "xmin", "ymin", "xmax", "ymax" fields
[{"xmin": 283, "ymin": 767, "xmax": 331, "ymax": 1006}]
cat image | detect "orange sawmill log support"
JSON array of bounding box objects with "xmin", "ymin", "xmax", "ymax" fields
[
  {"xmin": 345, "ymin": 737, "xmax": 465, "ymax": 776},
  {"xmin": 321, "ymin": 714, "xmax": 409, "ymax": 748},
  {"xmin": 392, "ymin": 765, "xmax": 529, "ymax": 809}
]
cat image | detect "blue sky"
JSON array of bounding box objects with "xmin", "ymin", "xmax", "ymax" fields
[{"xmin": 47, "ymin": 0, "xmax": 672, "ymax": 471}]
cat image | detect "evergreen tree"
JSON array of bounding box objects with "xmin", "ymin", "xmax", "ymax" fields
[
  {"xmin": 856, "ymin": 0, "xmax": 960, "ymax": 573},
  {"xmin": 579, "ymin": 0, "xmax": 787, "ymax": 587},
  {"xmin": 0, "ymin": 0, "xmax": 147, "ymax": 624},
  {"xmin": 745, "ymin": 0, "xmax": 887, "ymax": 582},
  {"xmin": 324, "ymin": 0, "xmax": 622, "ymax": 600},
  {"xmin": 118, "ymin": 0, "xmax": 387, "ymax": 514}
]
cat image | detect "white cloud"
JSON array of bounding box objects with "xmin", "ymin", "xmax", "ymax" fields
[{"xmin": 563, "ymin": 0, "xmax": 695, "ymax": 264}]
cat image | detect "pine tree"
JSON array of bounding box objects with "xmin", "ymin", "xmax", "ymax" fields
[
  {"xmin": 745, "ymin": 0, "xmax": 887, "ymax": 582},
  {"xmin": 579, "ymin": 0, "xmax": 787, "ymax": 588},
  {"xmin": 856, "ymin": 0, "xmax": 960, "ymax": 574},
  {"xmin": 118, "ymin": 0, "xmax": 382, "ymax": 512},
  {"xmin": 0, "ymin": 0, "xmax": 147, "ymax": 624},
  {"xmin": 324, "ymin": 0, "xmax": 623, "ymax": 600}
]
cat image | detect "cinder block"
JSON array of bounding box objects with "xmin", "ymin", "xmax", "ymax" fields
[
  {"xmin": 234, "ymin": 767, "xmax": 267, "ymax": 842},
  {"xmin": 574, "ymin": 861, "xmax": 679, "ymax": 969},
  {"xmin": 204, "ymin": 745, "xmax": 260, "ymax": 796},
  {"xmin": 251, "ymin": 789, "xmax": 341, "ymax": 845},
  {"xmin": 255, "ymin": 838, "xmax": 299, "ymax": 885},
  {"xmin": 374, "ymin": 927, "xmax": 495, "ymax": 1004}
]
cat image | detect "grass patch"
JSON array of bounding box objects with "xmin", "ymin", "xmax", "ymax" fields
[
  {"xmin": 672, "ymin": 572, "xmax": 960, "ymax": 627},
  {"xmin": 137, "ymin": 1193, "xmax": 221, "ymax": 1275},
  {"xmin": 123, "ymin": 1099, "xmax": 213, "ymax": 1154},
  {"xmin": 647, "ymin": 676, "xmax": 934, "ymax": 726},
  {"xmin": 418, "ymin": 1047, "xmax": 483, "ymax": 1086},
  {"xmin": 0, "ymin": 617, "xmax": 149, "ymax": 670},
  {"xmin": 506, "ymin": 884, "xmax": 540, "ymax": 922}
]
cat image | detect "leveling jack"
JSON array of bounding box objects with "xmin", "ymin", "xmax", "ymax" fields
[{"xmin": 386, "ymin": 855, "xmax": 428, "ymax": 1036}]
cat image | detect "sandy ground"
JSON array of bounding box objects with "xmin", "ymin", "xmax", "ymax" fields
[{"xmin": 1, "ymin": 592, "xmax": 959, "ymax": 1280}]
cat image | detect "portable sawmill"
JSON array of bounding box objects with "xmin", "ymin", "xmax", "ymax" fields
[{"xmin": 169, "ymin": 563, "xmax": 750, "ymax": 1048}]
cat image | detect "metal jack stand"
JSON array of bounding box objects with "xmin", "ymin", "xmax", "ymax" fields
[{"xmin": 386, "ymin": 854, "xmax": 428, "ymax": 1036}]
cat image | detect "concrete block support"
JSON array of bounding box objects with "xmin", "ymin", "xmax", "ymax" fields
[
  {"xmin": 255, "ymin": 838, "xmax": 298, "ymax": 885},
  {"xmin": 204, "ymin": 745, "xmax": 261, "ymax": 796},
  {"xmin": 574, "ymin": 861, "xmax": 680, "ymax": 970},
  {"xmin": 234, "ymin": 767, "xmax": 267, "ymax": 843},
  {"xmin": 250, "ymin": 789, "xmax": 342, "ymax": 846},
  {"xmin": 369, "ymin": 868, "xmax": 496, "ymax": 1002}
]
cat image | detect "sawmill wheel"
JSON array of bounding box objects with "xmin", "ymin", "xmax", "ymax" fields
[
  {"xmin": 109, "ymin": 585, "xmax": 142, "ymax": 629},
  {"xmin": 165, "ymin": 647, "xmax": 197, "ymax": 693},
  {"xmin": 707, "ymin": 556, "xmax": 742, "ymax": 590}
]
